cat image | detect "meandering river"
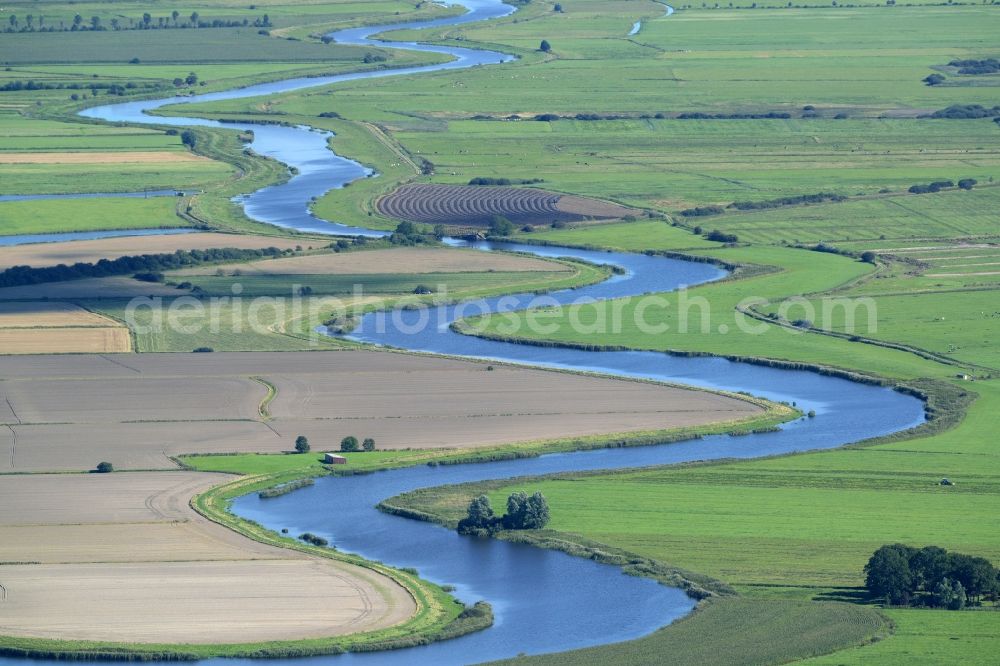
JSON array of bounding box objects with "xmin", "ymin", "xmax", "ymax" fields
[{"xmin": 0, "ymin": 2, "xmax": 927, "ymax": 664}]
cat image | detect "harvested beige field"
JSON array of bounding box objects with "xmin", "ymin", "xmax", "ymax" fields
[
  {"xmin": 0, "ymin": 472, "xmax": 415, "ymax": 644},
  {"xmin": 175, "ymin": 246, "xmax": 567, "ymax": 276},
  {"xmin": 0, "ymin": 301, "xmax": 114, "ymax": 328},
  {"xmin": 0, "ymin": 351, "xmax": 760, "ymax": 471},
  {"xmin": 0, "ymin": 327, "xmax": 131, "ymax": 354},
  {"xmin": 0, "ymin": 303, "xmax": 130, "ymax": 353},
  {"xmin": 0, "ymin": 151, "xmax": 208, "ymax": 164},
  {"xmin": 0, "ymin": 233, "xmax": 304, "ymax": 269}
]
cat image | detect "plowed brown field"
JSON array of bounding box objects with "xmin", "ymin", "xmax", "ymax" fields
[{"xmin": 378, "ymin": 183, "xmax": 632, "ymax": 228}]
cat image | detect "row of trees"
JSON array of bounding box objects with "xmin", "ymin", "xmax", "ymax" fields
[
  {"xmin": 865, "ymin": 543, "xmax": 999, "ymax": 608},
  {"xmin": 340, "ymin": 436, "xmax": 376, "ymax": 452},
  {"xmin": 0, "ymin": 246, "xmax": 291, "ymax": 288},
  {"xmin": 4, "ymin": 12, "xmax": 270, "ymax": 33},
  {"xmin": 457, "ymin": 492, "xmax": 550, "ymax": 536},
  {"xmin": 293, "ymin": 435, "xmax": 376, "ymax": 454},
  {"xmin": 908, "ymin": 178, "xmax": 977, "ymax": 194}
]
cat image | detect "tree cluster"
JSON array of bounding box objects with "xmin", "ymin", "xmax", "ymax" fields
[
  {"xmin": 488, "ymin": 216, "xmax": 515, "ymax": 237},
  {"xmin": 729, "ymin": 192, "xmax": 845, "ymax": 211},
  {"xmin": 865, "ymin": 544, "xmax": 999, "ymax": 608},
  {"xmin": 677, "ymin": 111, "xmax": 792, "ymax": 120},
  {"xmin": 467, "ymin": 177, "xmax": 545, "ymax": 186},
  {"xmin": 340, "ymin": 436, "xmax": 375, "ymax": 452},
  {"xmin": 948, "ymin": 58, "xmax": 1000, "ymax": 75},
  {"xmin": 930, "ymin": 104, "xmax": 1000, "ymax": 119},
  {"xmin": 457, "ymin": 492, "xmax": 550, "ymax": 536},
  {"xmin": 0, "ymin": 246, "xmax": 290, "ymax": 288},
  {"xmin": 388, "ymin": 221, "xmax": 435, "ymax": 246},
  {"xmin": 908, "ymin": 180, "xmax": 955, "ymax": 194},
  {"xmin": 679, "ymin": 205, "xmax": 724, "ymax": 217}
]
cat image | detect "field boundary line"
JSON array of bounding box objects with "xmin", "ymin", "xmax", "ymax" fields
[
  {"xmin": 363, "ymin": 122, "xmax": 420, "ymax": 175},
  {"xmin": 6, "ymin": 425, "xmax": 15, "ymax": 470},
  {"xmin": 99, "ymin": 354, "xmax": 141, "ymax": 374}
]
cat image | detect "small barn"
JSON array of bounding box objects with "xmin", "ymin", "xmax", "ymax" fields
[{"xmin": 324, "ymin": 453, "xmax": 348, "ymax": 465}]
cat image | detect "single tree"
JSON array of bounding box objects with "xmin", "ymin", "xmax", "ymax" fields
[
  {"xmin": 180, "ymin": 130, "xmax": 197, "ymax": 148},
  {"xmin": 185, "ymin": 72, "xmax": 198, "ymax": 86},
  {"xmin": 362, "ymin": 437, "xmax": 376, "ymax": 452},
  {"xmin": 190, "ymin": 11, "xmax": 200, "ymax": 25},
  {"xmin": 294, "ymin": 435, "xmax": 310, "ymax": 454},
  {"xmin": 860, "ymin": 251, "xmax": 877, "ymax": 264},
  {"xmin": 95, "ymin": 461, "xmax": 114, "ymax": 473},
  {"xmin": 141, "ymin": 12, "xmax": 151, "ymax": 27},
  {"xmin": 340, "ymin": 435, "xmax": 359, "ymax": 452},
  {"xmin": 172, "ymin": 10, "xmax": 180, "ymax": 24},
  {"xmin": 539, "ymin": 39, "xmax": 552, "ymax": 53}
]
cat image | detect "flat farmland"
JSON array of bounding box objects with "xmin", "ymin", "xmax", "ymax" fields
[
  {"xmin": 0, "ymin": 301, "xmax": 116, "ymax": 328},
  {"xmin": 0, "ymin": 472, "xmax": 415, "ymax": 644},
  {"xmin": 0, "ymin": 302, "xmax": 131, "ymax": 353},
  {"xmin": 174, "ymin": 246, "xmax": 567, "ymax": 276},
  {"xmin": 0, "ymin": 151, "xmax": 209, "ymax": 165},
  {"xmin": 0, "ymin": 277, "xmax": 186, "ymax": 300},
  {"xmin": 0, "ymin": 326, "xmax": 131, "ymax": 354},
  {"xmin": 1, "ymin": 375, "xmax": 264, "ymax": 423},
  {"xmin": 0, "ymin": 351, "xmax": 762, "ymax": 472},
  {"xmin": 0, "ymin": 198, "xmax": 189, "ymax": 236},
  {"xmin": 3, "ymin": 421, "xmax": 278, "ymax": 472},
  {"xmin": 0, "ymin": 232, "xmax": 305, "ymax": 269}
]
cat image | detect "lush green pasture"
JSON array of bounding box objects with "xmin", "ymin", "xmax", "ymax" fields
[
  {"xmin": 705, "ymin": 186, "xmax": 1000, "ymax": 244},
  {"xmin": 0, "ymin": 26, "xmax": 400, "ymax": 65},
  {"xmin": 764, "ymin": 290, "xmax": 1000, "ymax": 370},
  {"xmin": 0, "ymin": 0, "xmax": 431, "ymax": 29},
  {"xmin": 464, "ymin": 244, "xmax": 949, "ymax": 380},
  {"xmin": 523, "ymin": 220, "xmax": 720, "ymax": 251},
  {"xmin": 805, "ymin": 607, "xmax": 1000, "ymax": 666},
  {"xmin": 0, "ymin": 161, "xmax": 233, "ymax": 196},
  {"xmin": 183, "ymin": 448, "xmax": 434, "ymax": 475},
  {"xmin": 0, "ymin": 197, "xmax": 188, "ymax": 235},
  {"xmin": 487, "ymin": 598, "xmax": 889, "ymax": 666},
  {"xmin": 249, "ymin": 4, "xmax": 1000, "ymax": 121},
  {"xmin": 387, "ymin": 118, "xmax": 1000, "ymax": 211}
]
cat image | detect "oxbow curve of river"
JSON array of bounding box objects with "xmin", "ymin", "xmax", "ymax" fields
[{"xmin": 0, "ymin": 2, "xmax": 926, "ymax": 664}]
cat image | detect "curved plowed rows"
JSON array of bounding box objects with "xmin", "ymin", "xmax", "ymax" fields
[{"xmin": 378, "ymin": 184, "xmax": 631, "ymax": 228}]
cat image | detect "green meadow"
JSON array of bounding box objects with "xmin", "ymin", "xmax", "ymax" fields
[{"xmin": 0, "ymin": 197, "xmax": 189, "ymax": 235}]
